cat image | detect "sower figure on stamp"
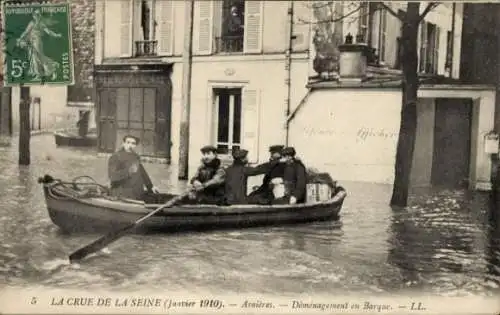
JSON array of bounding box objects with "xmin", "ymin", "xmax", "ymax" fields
[
  {"xmin": 186, "ymin": 145, "xmax": 226, "ymax": 204},
  {"xmin": 108, "ymin": 135, "xmax": 159, "ymax": 201}
]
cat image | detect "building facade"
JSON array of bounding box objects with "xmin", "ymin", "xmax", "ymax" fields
[
  {"xmin": 95, "ymin": 1, "xmax": 496, "ymax": 190},
  {"xmin": 95, "ymin": 0, "xmax": 312, "ymax": 170},
  {"xmin": 289, "ymin": 2, "xmax": 495, "ymax": 190}
]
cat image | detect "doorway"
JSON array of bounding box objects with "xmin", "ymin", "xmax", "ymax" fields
[
  {"xmin": 431, "ymin": 98, "xmax": 473, "ymax": 188},
  {"xmin": 95, "ymin": 64, "xmax": 172, "ymax": 160}
]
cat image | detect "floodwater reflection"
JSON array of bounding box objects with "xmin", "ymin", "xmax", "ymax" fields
[{"xmin": 0, "ymin": 135, "xmax": 498, "ymax": 297}]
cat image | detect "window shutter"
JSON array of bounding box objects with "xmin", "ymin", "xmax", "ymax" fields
[
  {"xmin": 418, "ymin": 22, "xmax": 427, "ymax": 73},
  {"xmin": 132, "ymin": 0, "xmax": 141, "ymax": 41},
  {"xmin": 212, "ymin": 1, "xmax": 223, "ymax": 39},
  {"xmin": 120, "ymin": 0, "xmax": 133, "ymax": 57},
  {"xmin": 241, "ymin": 88, "xmax": 260, "ymax": 164},
  {"xmin": 433, "ymin": 26, "xmax": 440, "ymax": 74},
  {"xmin": 292, "ymin": 1, "xmax": 311, "ymax": 52},
  {"xmin": 243, "ymin": 0, "xmax": 263, "ymax": 53},
  {"xmin": 384, "ymin": 10, "xmax": 400, "ymax": 68},
  {"xmin": 95, "ymin": 0, "xmax": 104, "ymax": 63},
  {"xmin": 194, "ymin": 0, "xmax": 214, "ymax": 55},
  {"xmin": 156, "ymin": 0, "xmax": 175, "ymax": 55}
]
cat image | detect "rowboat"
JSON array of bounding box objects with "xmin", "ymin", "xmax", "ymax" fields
[
  {"xmin": 54, "ymin": 130, "xmax": 97, "ymax": 147},
  {"xmin": 39, "ymin": 175, "xmax": 347, "ymax": 234}
]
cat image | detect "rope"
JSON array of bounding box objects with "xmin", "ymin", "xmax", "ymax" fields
[
  {"xmin": 44, "ymin": 175, "xmax": 112, "ymax": 201},
  {"xmin": 42, "ymin": 175, "xmax": 143, "ymax": 205}
]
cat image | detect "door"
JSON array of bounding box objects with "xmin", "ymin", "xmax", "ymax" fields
[
  {"xmin": 97, "ymin": 88, "xmax": 117, "ymax": 152},
  {"xmin": 113, "ymin": 85, "xmax": 171, "ymax": 158},
  {"xmin": 95, "ymin": 67, "xmax": 172, "ymax": 159},
  {"xmin": 431, "ymin": 98, "xmax": 472, "ymax": 188}
]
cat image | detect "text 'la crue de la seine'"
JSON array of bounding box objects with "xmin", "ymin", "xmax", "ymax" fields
[{"xmin": 46, "ymin": 296, "xmax": 427, "ymax": 312}]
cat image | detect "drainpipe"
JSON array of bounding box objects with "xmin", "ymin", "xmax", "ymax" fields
[
  {"xmin": 284, "ymin": 1, "xmax": 294, "ymax": 146},
  {"xmin": 449, "ymin": 2, "xmax": 456, "ymax": 77},
  {"xmin": 178, "ymin": 0, "xmax": 194, "ymax": 180}
]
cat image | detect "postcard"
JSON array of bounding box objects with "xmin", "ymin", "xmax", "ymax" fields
[{"xmin": 0, "ymin": 1, "xmax": 499, "ymax": 314}]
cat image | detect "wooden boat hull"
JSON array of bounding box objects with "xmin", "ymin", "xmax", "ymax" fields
[
  {"xmin": 54, "ymin": 132, "xmax": 97, "ymax": 147},
  {"xmin": 41, "ymin": 181, "xmax": 347, "ymax": 234}
]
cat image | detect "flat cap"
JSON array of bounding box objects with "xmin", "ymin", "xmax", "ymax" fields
[
  {"xmin": 200, "ymin": 145, "xmax": 217, "ymax": 153},
  {"xmin": 269, "ymin": 145, "xmax": 284, "ymax": 154},
  {"xmin": 281, "ymin": 146, "xmax": 296, "ymax": 157},
  {"xmin": 232, "ymin": 149, "xmax": 248, "ymax": 160}
]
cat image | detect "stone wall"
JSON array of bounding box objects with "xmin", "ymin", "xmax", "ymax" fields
[{"xmin": 68, "ymin": 0, "xmax": 95, "ymax": 103}]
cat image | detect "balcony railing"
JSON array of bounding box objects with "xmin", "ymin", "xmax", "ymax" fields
[
  {"xmin": 134, "ymin": 40, "xmax": 158, "ymax": 57},
  {"xmin": 215, "ymin": 35, "xmax": 244, "ymax": 53}
]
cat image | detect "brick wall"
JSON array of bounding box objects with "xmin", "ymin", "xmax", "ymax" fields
[{"xmin": 68, "ymin": 0, "xmax": 95, "ymax": 103}]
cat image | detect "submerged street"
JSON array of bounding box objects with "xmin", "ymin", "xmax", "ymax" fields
[{"xmin": 0, "ymin": 135, "xmax": 499, "ymax": 296}]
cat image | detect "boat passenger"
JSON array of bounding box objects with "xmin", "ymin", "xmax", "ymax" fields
[
  {"xmin": 187, "ymin": 145, "xmax": 226, "ymax": 204},
  {"xmin": 272, "ymin": 147, "xmax": 307, "ymax": 205},
  {"xmin": 108, "ymin": 135, "xmax": 159, "ymax": 200},
  {"xmin": 222, "ymin": 148, "xmax": 273, "ymax": 205},
  {"xmin": 247, "ymin": 145, "xmax": 286, "ymax": 204}
]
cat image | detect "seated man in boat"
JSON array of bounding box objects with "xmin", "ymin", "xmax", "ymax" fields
[
  {"xmin": 223, "ymin": 148, "xmax": 276, "ymax": 205},
  {"xmin": 247, "ymin": 145, "xmax": 286, "ymax": 204},
  {"xmin": 108, "ymin": 135, "xmax": 159, "ymax": 201},
  {"xmin": 272, "ymin": 147, "xmax": 307, "ymax": 205},
  {"xmin": 186, "ymin": 145, "xmax": 226, "ymax": 204}
]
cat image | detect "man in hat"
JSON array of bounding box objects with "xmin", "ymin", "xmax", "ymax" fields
[
  {"xmin": 223, "ymin": 149, "xmax": 250, "ymax": 205},
  {"xmin": 274, "ymin": 146, "xmax": 307, "ymax": 205},
  {"xmin": 222, "ymin": 148, "xmax": 276, "ymax": 205},
  {"xmin": 247, "ymin": 145, "xmax": 287, "ymax": 204},
  {"xmin": 187, "ymin": 145, "xmax": 226, "ymax": 204},
  {"xmin": 108, "ymin": 135, "xmax": 159, "ymax": 200}
]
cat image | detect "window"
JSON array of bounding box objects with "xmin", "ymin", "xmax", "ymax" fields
[
  {"xmin": 134, "ymin": 0, "xmax": 156, "ymax": 56},
  {"xmin": 357, "ymin": 2, "xmax": 377, "ymax": 45},
  {"xmin": 419, "ymin": 21, "xmax": 440, "ymax": 74},
  {"xmin": 213, "ymin": 88, "xmax": 242, "ymax": 155},
  {"xmin": 357, "ymin": 2, "xmax": 370, "ymax": 43},
  {"xmin": 215, "ymin": 0, "xmax": 245, "ymax": 53},
  {"xmin": 356, "ymin": 2, "xmax": 388, "ymax": 65}
]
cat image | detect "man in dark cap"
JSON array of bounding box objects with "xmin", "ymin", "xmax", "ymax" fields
[
  {"xmin": 187, "ymin": 145, "xmax": 226, "ymax": 204},
  {"xmin": 247, "ymin": 144, "xmax": 287, "ymax": 204},
  {"xmin": 108, "ymin": 135, "xmax": 159, "ymax": 200},
  {"xmin": 223, "ymin": 149, "xmax": 251, "ymax": 205},
  {"xmin": 273, "ymin": 146, "xmax": 307, "ymax": 205},
  {"xmin": 222, "ymin": 148, "xmax": 277, "ymax": 205}
]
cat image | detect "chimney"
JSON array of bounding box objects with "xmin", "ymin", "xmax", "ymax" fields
[{"xmin": 338, "ymin": 33, "xmax": 370, "ymax": 83}]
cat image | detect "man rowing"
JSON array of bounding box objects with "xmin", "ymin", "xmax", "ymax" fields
[{"xmin": 186, "ymin": 145, "xmax": 226, "ymax": 204}]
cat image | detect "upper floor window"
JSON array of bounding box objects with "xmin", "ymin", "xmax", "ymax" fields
[
  {"xmin": 216, "ymin": 0, "xmax": 245, "ymax": 53},
  {"xmin": 356, "ymin": 2, "xmax": 389, "ymax": 66},
  {"xmin": 135, "ymin": 0, "xmax": 156, "ymax": 56},
  {"xmin": 195, "ymin": 0, "xmax": 262, "ymax": 55},
  {"xmin": 101, "ymin": 0, "xmax": 175, "ymax": 59}
]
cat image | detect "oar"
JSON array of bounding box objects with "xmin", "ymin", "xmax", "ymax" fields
[{"xmin": 68, "ymin": 191, "xmax": 191, "ymax": 263}]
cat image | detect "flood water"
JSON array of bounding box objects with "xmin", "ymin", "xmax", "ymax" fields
[{"xmin": 0, "ymin": 135, "xmax": 500, "ymax": 297}]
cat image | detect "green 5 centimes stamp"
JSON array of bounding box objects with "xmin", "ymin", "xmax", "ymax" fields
[{"xmin": 2, "ymin": 2, "xmax": 74, "ymax": 86}]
